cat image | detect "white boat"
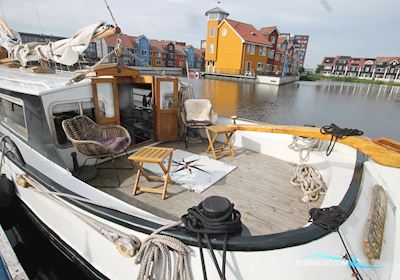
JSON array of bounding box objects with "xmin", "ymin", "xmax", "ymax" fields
[{"xmin": 0, "ymin": 21, "xmax": 399, "ymax": 280}]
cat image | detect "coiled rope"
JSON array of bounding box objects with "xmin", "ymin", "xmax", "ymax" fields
[
  {"xmin": 288, "ymin": 135, "xmax": 324, "ymax": 162},
  {"xmin": 291, "ymin": 164, "xmax": 327, "ymax": 203},
  {"xmin": 320, "ymin": 123, "xmax": 363, "ymax": 156},
  {"xmin": 134, "ymin": 221, "xmax": 192, "ymax": 280},
  {"xmin": 181, "ymin": 197, "xmax": 242, "ymax": 280}
]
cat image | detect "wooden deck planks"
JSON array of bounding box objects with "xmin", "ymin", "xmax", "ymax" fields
[{"xmin": 89, "ymin": 141, "xmax": 323, "ymax": 235}]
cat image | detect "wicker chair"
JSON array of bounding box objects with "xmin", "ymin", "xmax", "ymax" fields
[
  {"xmin": 62, "ymin": 115, "xmax": 133, "ymax": 185},
  {"xmin": 181, "ymin": 99, "xmax": 218, "ymax": 149}
]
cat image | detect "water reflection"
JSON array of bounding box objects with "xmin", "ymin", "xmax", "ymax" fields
[{"xmin": 183, "ymin": 78, "xmax": 400, "ymax": 140}]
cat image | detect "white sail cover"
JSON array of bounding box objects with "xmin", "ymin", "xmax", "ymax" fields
[{"xmin": 0, "ymin": 21, "xmax": 109, "ymax": 66}]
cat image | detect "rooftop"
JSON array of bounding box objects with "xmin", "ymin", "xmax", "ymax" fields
[
  {"xmin": 259, "ymin": 26, "xmax": 278, "ymax": 35},
  {"xmin": 205, "ymin": 7, "xmax": 229, "ymax": 16},
  {"xmin": 225, "ymin": 19, "xmax": 272, "ymax": 46}
]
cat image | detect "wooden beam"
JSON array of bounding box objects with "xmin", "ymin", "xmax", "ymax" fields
[
  {"xmin": 228, "ymin": 124, "xmax": 400, "ymax": 168},
  {"xmin": 91, "ymin": 26, "xmax": 121, "ymax": 42}
]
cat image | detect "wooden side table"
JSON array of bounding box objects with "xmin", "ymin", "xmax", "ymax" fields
[
  {"xmin": 205, "ymin": 125, "xmax": 236, "ymax": 159},
  {"xmin": 128, "ymin": 147, "xmax": 174, "ymax": 200}
]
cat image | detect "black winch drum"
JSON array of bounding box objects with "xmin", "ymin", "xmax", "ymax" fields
[{"xmin": 201, "ymin": 196, "xmax": 231, "ymax": 218}]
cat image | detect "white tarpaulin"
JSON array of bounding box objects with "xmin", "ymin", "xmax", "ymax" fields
[
  {"xmin": 143, "ymin": 149, "xmax": 237, "ymax": 193},
  {"xmin": 0, "ymin": 21, "xmax": 109, "ymax": 66}
]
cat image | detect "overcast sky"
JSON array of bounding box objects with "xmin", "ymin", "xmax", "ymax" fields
[{"xmin": 1, "ymin": 0, "xmax": 399, "ymax": 67}]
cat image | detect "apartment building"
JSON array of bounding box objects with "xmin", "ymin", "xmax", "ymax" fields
[
  {"xmin": 204, "ymin": 7, "xmax": 304, "ymax": 76},
  {"xmin": 320, "ymin": 55, "xmax": 400, "ymax": 81}
]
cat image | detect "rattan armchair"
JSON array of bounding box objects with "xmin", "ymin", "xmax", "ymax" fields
[{"xmin": 62, "ymin": 115, "xmax": 133, "ymax": 185}]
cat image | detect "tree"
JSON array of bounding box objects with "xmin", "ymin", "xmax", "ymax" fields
[
  {"xmin": 315, "ymin": 65, "xmax": 323, "ymax": 74},
  {"xmin": 299, "ymin": 66, "xmax": 305, "ymax": 74}
]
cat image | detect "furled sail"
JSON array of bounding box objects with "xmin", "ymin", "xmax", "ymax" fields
[{"xmin": 0, "ymin": 20, "xmax": 118, "ymax": 66}]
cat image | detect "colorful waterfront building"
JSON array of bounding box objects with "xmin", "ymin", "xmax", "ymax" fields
[
  {"xmin": 99, "ymin": 34, "xmax": 150, "ymax": 66},
  {"xmin": 185, "ymin": 45, "xmax": 195, "ymax": 68},
  {"xmin": 204, "ymin": 7, "xmax": 272, "ymax": 75},
  {"xmin": 320, "ymin": 55, "xmax": 400, "ymax": 82},
  {"xmin": 259, "ymin": 26, "xmax": 280, "ymax": 73},
  {"xmin": 194, "ymin": 48, "xmax": 205, "ymax": 70},
  {"xmin": 132, "ymin": 35, "xmax": 150, "ymax": 66},
  {"xmin": 149, "ymin": 39, "xmax": 166, "ymax": 67}
]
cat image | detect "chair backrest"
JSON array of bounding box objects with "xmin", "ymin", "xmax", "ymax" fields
[
  {"xmin": 184, "ymin": 99, "xmax": 212, "ymax": 122},
  {"xmin": 62, "ymin": 115, "xmax": 97, "ymax": 141}
]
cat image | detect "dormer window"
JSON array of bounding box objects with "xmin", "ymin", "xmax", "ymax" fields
[{"xmin": 270, "ymin": 36, "xmax": 276, "ymax": 44}]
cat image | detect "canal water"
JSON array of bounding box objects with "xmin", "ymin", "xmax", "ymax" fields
[{"xmin": 185, "ymin": 78, "xmax": 400, "ymax": 141}]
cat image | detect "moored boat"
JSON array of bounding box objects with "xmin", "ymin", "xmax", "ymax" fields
[{"xmin": 0, "ymin": 20, "xmax": 399, "ymax": 280}]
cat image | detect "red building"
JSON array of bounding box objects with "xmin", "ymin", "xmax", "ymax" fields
[{"xmin": 259, "ymin": 26, "xmax": 279, "ymax": 73}]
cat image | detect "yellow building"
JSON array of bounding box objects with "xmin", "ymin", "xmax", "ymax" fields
[{"xmin": 205, "ymin": 7, "xmax": 272, "ymax": 75}]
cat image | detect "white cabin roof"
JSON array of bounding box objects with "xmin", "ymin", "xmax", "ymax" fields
[{"xmin": 0, "ymin": 66, "xmax": 90, "ymax": 96}]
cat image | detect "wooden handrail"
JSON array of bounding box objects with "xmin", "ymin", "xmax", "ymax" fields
[{"xmin": 227, "ymin": 124, "xmax": 400, "ymax": 168}]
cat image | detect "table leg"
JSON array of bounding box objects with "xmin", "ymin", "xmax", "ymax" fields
[
  {"xmin": 206, "ymin": 129, "xmax": 219, "ymax": 159},
  {"xmin": 132, "ymin": 162, "xmax": 142, "ymax": 196},
  {"xmin": 160, "ymin": 152, "xmax": 173, "ymax": 200},
  {"xmin": 227, "ymin": 132, "xmax": 235, "ymax": 157}
]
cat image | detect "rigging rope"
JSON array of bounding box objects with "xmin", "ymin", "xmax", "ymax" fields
[
  {"xmin": 320, "ymin": 123, "xmax": 363, "ymax": 156},
  {"xmin": 309, "ymin": 206, "xmax": 364, "ymax": 280},
  {"xmin": 291, "ymin": 164, "xmax": 326, "ymax": 203},
  {"xmin": 181, "ymin": 197, "xmax": 242, "ymax": 280},
  {"xmin": 288, "ymin": 135, "xmax": 324, "ymax": 162},
  {"xmin": 103, "ymin": 0, "xmax": 118, "ymax": 27},
  {"xmin": 134, "ymin": 221, "xmax": 192, "ymax": 280},
  {"xmin": 31, "ymin": 0, "xmax": 44, "ymax": 35}
]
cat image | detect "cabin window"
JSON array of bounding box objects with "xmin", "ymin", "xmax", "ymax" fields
[
  {"xmin": 0, "ymin": 95, "xmax": 28, "ymax": 139},
  {"xmin": 51, "ymin": 100, "xmax": 97, "ymax": 146}
]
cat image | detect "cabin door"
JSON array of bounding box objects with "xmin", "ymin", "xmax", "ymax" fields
[
  {"xmin": 91, "ymin": 78, "xmax": 120, "ymax": 125},
  {"xmin": 154, "ymin": 77, "xmax": 178, "ymax": 141}
]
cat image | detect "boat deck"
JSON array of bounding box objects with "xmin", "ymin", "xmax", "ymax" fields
[{"xmin": 87, "ymin": 141, "xmax": 323, "ymax": 236}]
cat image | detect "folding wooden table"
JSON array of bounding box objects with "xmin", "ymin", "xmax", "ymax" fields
[
  {"xmin": 128, "ymin": 147, "xmax": 174, "ymax": 200},
  {"xmin": 205, "ymin": 125, "xmax": 235, "ymax": 159}
]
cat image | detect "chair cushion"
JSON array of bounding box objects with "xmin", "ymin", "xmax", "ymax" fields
[
  {"xmin": 184, "ymin": 99, "xmax": 212, "ymax": 122},
  {"xmin": 94, "ymin": 136, "xmax": 129, "ymax": 152}
]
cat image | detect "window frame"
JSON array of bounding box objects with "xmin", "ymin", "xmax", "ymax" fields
[
  {"xmin": 209, "ymin": 43, "xmax": 214, "ymax": 54},
  {"xmin": 259, "ymin": 46, "xmax": 267, "ymax": 56},
  {"xmin": 0, "ymin": 93, "xmax": 28, "ymax": 140},
  {"xmin": 247, "ymin": 44, "xmax": 255, "ymax": 55},
  {"xmin": 49, "ymin": 99, "xmax": 98, "ymax": 148},
  {"xmin": 269, "ymin": 49, "xmax": 275, "ymax": 59},
  {"xmin": 210, "ymin": 27, "xmax": 216, "ymax": 37}
]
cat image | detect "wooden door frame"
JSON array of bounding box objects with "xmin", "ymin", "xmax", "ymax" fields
[
  {"xmin": 92, "ymin": 77, "xmax": 121, "ymax": 125},
  {"xmin": 153, "ymin": 77, "xmax": 178, "ymax": 141}
]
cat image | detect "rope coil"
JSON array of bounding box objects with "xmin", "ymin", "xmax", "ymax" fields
[
  {"xmin": 291, "ymin": 164, "xmax": 327, "ymax": 203},
  {"xmin": 320, "ymin": 123, "xmax": 363, "ymax": 156},
  {"xmin": 134, "ymin": 221, "xmax": 192, "ymax": 280},
  {"xmin": 288, "ymin": 135, "xmax": 324, "ymax": 162}
]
